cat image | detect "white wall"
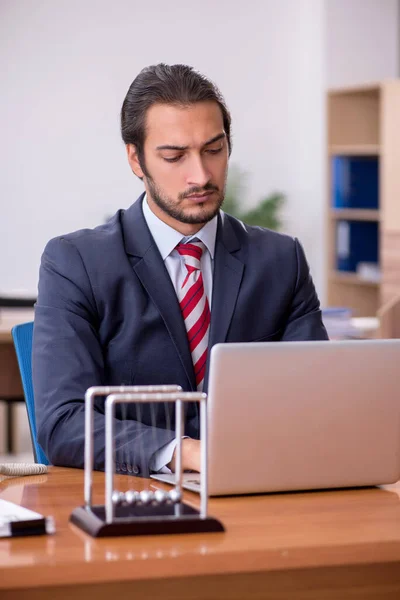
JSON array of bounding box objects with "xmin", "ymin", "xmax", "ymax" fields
[
  {"xmin": 326, "ymin": 0, "xmax": 399, "ymax": 88},
  {"xmin": 1, "ymin": 0, "xmax": 326, "ymax": 298}
]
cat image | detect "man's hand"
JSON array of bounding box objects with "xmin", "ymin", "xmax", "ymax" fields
[{"xmin": 168, "ymin": 438, "xmax": 200, "ymax": 472}]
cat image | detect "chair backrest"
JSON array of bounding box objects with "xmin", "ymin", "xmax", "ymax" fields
[{"xmin": 11, "ymin": 322, "xmax": 49, "ymax": 465}]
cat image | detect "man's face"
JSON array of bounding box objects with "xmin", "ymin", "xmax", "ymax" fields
[{"xmin": 127, "ymin": 101, "xmax": 229, "ymax": 234}]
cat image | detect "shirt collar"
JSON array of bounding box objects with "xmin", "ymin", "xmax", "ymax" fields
[{"xmin": 142, "ymin": 194, "xmax": 217, "ymax": 260}]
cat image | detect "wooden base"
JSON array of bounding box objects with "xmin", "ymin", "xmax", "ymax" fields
[{"xmin": 70, "ymin": 504, "xmax": 225, "ymax": 538}]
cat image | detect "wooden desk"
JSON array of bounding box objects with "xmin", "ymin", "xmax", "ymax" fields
[
  {"xmin": 1, "ymin": 468, "xmax": 400, "ymax": 599},
  {"xmin": 0, "ymin": 308, "xmax": 34, "ymax": 395},
  {"xmin": 0, "ymin": 309, "xmax": 34, "ymax": 453},
  {"xmin": 0, "ymin": 308, "xmax": 33, "ymax": 399}
]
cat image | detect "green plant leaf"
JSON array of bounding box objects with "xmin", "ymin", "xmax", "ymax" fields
[
  {"xmin": 223, "ymin": 164, "xmax": 285, "ymax": 231},
  {"xmin": 240, "ymin": 193, "xmax": 285, "ymax": 230}
]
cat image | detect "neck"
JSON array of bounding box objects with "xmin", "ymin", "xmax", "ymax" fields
[{"xmin": 146, "ymin": 195, "xmax": 204, "ymax": 236}]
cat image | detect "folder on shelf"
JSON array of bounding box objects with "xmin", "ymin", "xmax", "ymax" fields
[
  {"xmin": 332, "ymin": 156, "xmax": 379, "ymax": 209},
  {"xmin": 336, "ymin": 220, "xmax": 379, "ymax": 272}
]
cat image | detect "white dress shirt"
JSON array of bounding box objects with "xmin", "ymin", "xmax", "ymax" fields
[{"xmin": 142, "ymin": 196, "xmax": 218, "ymax": 472}]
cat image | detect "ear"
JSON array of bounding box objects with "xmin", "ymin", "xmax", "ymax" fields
[{"xmin": 126, "ymin": 144, "xmax": 144, "ymax": 179}]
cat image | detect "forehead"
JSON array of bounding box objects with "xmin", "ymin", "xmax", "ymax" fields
[{"xmin": 144, "ymin": 101, "xmax": 224, "ymax": 147}]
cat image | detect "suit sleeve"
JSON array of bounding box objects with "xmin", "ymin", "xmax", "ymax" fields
[
  {"xmin": 281, "ymin": 238, "xmax": 329, "ymax": 341},
  {"xmin": 32, "ymin": 237, "xmax": 175, "ymax": 477}
]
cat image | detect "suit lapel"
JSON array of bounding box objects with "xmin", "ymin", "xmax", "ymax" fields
[
  {"xmin": 204, "ymin": 214, "xmax": 244, "ymax": 389},
  {"xmin": 122, "ymin": 196, "xmax": 196, "ymax": 389}
]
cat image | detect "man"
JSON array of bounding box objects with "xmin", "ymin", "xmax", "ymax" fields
[{"xmin": 33, "ymin": 64, "xmax": 328, "ymax": 477}]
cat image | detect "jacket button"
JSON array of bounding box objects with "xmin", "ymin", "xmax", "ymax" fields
[{"xmin": 132, "ymin": 465, "xmax": 139, "ymax": 475}]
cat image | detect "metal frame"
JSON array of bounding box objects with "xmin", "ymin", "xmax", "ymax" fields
[
  {"xmin": 104, "ymin": 391, "xmax": 208, "ymax": 523},
  {"xmin": 84, "ymin": 385, "xmax": 182, "ymax": 508}
]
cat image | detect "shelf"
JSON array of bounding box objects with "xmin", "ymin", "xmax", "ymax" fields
[
  {"xmin": 328, "ymin": 83, "xmax": 380, "ymax": 96},
  {"xmin": 329, "ymin": 272, "xmax": 380, "ymax": 287},
  {"xmin": 329, "ymin": 209, "xmax": 380, "ymax": 222},
  {"xmin": 326, "ymin": 81, "xmax": 400, "ymax": 318},
  {"xmin": 328, "ymin": 144, "xmax": 380, "ymax": 156}
]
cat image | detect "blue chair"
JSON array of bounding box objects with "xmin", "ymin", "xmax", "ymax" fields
[{"xmin": 11, "ymin": 322, "xmax": 49, "ymax": 465}]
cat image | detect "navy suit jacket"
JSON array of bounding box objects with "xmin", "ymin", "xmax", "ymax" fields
[{"xmin": 33, "ymin": 194, "xmax": 328, "ymax": 476}]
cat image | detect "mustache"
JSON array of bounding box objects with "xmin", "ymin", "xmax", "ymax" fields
[{"xmin": 179, "ymin": 183, "xmax": 219, "ymax": 200}]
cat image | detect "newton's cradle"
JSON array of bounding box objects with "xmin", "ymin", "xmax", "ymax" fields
[{"xmin": 70, "ymin": 385, "xmax": 224, "ymax": 537}]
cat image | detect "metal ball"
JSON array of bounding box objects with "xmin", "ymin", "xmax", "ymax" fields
[
  {"xmin": 139, "ymin": 490, "xmax": 153, "ymax": 505},
  {"xmin": 154, "ymin": 489, "xmax": 168, "ymax": 505},
  {"xmin": 125, "ymin": 490, "xmax": 138, "ymax": 505},
  {"xmin": 112, "ymin": 490, "xmax": 124, "ymax": 505},
  {"xmin": 168, "ymin": 488, "xmax": 182, "ymax": 504}
]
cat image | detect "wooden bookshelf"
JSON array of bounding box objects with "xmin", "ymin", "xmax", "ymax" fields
[
  {"xmin": 329, "ymin": 272, "xmax": 379, "ymax": 287},
  {"xmin": 328, "ymin": 144, "xmax": 380, "ymax": 156},
  {"xmin": 329, "ymin": 209, "xmax": 380, "ymax": 222},
  {"xmin": 327, "ymin": 80, "xmax": 400, "ymax": 316}
]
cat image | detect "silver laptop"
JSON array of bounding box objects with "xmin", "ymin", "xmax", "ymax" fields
[{"xmin": 151, "ymin": 340, "xmax": 400, "ymax": 495}]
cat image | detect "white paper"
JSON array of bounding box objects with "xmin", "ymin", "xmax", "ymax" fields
[{"xmin": 0, "ymin": 499, "xmax": 54, "ymax": 537}]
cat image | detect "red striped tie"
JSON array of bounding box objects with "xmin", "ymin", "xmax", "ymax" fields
[{"xmin": 177, "ymin": 242, "xmax": 211, "ymax": 391}]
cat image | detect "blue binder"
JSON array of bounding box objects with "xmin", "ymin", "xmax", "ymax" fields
[
  {"xmin": 332, "ymin": 156, "xmax": 379, "ymax": 209},
  {"xmin": 336, "ymin": 220, "xmax": 379, "ymax": 272}
]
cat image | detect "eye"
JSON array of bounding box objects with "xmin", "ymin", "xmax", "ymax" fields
[
  {"xmin": 163, "ymin": 155, "xmax": 182, "ymax": 163},
  {"xmin": 206, "ymin": 146, "xmax": 223, "ymax": 155}
]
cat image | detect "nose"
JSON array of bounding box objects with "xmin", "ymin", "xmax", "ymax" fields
[{"xmin": 186, "ymin": 155, "xmax": 211, "ymax": 188}]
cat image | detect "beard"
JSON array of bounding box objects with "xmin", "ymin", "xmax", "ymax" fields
[{"xmin": 145, "ymin": 173, "xmax": 226, "ymax": 225}]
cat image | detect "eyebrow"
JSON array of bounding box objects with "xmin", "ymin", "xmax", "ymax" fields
[{"xmin": 156, "ymin": 132, "xmax": 226, "ymax": 152}]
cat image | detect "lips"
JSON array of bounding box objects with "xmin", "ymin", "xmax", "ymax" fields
[{"xmin": 186, "ymin": 192, "xmax": 214, "ymax": 202}]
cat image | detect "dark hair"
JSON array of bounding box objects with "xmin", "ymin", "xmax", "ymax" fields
[{"xmin": 120, "ymin": 63, "xmax": 232, "ymax": 171}]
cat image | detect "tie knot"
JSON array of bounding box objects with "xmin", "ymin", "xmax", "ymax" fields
[{"xmin": 176, "ymin": 241, "xmax": 205, "ymax": 270}]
